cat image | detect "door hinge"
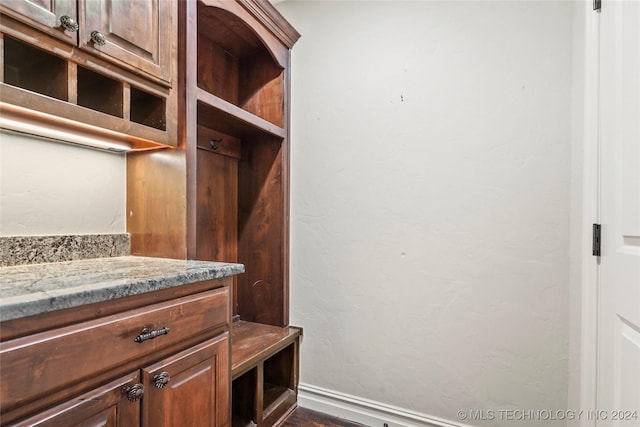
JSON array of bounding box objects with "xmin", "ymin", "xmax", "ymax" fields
[
  {"xmin": 593, "ymin": 224, "xmax": 601, "ymax": 256},
  {"xmin": 593, "ymin": 0, "xmax": 601, "ymax": 11}
]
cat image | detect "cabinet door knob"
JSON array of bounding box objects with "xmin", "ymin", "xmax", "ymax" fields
[
  {"xmin": 134, "ymin": 326, "xmax": 170, "ymax": 343},
  {"xmin": 154, "ymin": 371, "xmax": 171, "ymax": 389},
  {"xmin": 90, "ymin": 31, "xmax": 107, "ymax": 46},
  {"xmin": 60, "ymin": 16, "xmax": 79, "ymax": 32},
  {"xmin": 125, "ymin": 383, "xmax": 144, "ymax": 402}
]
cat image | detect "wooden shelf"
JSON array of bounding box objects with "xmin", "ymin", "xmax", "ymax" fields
[
  {"xmin": 263, "ymin": 385, "xmax": 295, "ymax": 419},
  {"xmin": 3, "ymin": 35, "xmax": 67, "ymax": 102},
  {"xmin": 231, "ymin": 321, "xmax": 301, "ymax": 379},
  {"xmin": 0, "ymin": 33, "xmax": 175, "ymax": 148},
  {"xmin": 0, "ymin": 100, "xmax": 169, "ymax": 152},
  {"xmin": 197, "ymin": 89, "xmax": 286, "ymax": 139}
]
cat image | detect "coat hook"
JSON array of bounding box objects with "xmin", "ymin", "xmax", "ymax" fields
[{"xmin": 210, "ymin": 138, "xmax": 222, "ymax": 150}]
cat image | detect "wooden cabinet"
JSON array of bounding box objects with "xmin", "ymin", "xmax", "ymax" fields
[
  {"xmin": 8, "ymin": 336, "xmax": 228, "ymax": 427},
  {"xmin": 79, "ymin": 0, "xmax": 172, "ymax": 83},
  {"xmin": 142, "ymin": 335, "xmax": 229, "ymax": 427},
  {"xmin": 0, "ymin": 0, "xmax": 77, "ymax": 44},
  {"xmin": 124, "ymin": 2, "xmax": 302, "ymax": 426},
  {"xmin": 1, "ymin": 0, "xmax": 171, "ymax": 83},
  {"xmin": 9, "ymin": 373, "xmax": 142, "ymax": 427},
  {"xmin": 0, "ymin": 0, "xmax": 177, "ymax": 148},
  {"xmin": 0, "ymin": 281, "xmax": 232, "ymax": 426}
]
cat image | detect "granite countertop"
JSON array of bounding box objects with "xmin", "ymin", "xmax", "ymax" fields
[{"xmin": 0, "ymin": 256, "xmax": 245, "ymax": 322}]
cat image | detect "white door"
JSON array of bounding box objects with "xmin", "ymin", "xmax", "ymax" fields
[{"xmin": 597, "ymin": 0, "xmax": 640, "ymax": 424}]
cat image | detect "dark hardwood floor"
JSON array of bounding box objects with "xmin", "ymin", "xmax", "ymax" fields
[{"xmin": 280, "ymin": 407, "xmax": 368, "ymax": 427}]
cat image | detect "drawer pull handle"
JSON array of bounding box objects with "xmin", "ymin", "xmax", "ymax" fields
[
  {"xmin": 134, "ymin": 326, "xmax": 170, "ymax": 343},
  {"xmin": 154, "ymin": 371, "xmax": 171, "ymax": 389},
  {"xmin": 125, "ymin": 383, "xmax": 144, "ymax": 402},
  {"xmin": 60, "ymin": 15, "xmax": 79, "ymax": 32},
  {"xmin": 90, "ymin": 30, "xmax": 107, "ymax": 46}
]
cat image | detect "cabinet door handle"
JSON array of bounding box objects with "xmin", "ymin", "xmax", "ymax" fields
[
  {"xmin": 125, "ymin": 383, "xmax": 144, "ymax": 402},
  {"xmin": 60, "ymin": 16, "xmax": 79, "ymax": 32},
  {"xmin": 154, "ymin": 372, "xmax": 171, "ymax": 389},
  {"xmin": 134, "ymin": 326, "xmax": 170, "ymax": 343},
  {"xmin": 90, "ymin": 31, "xmax": 107, "ymax": 46}
]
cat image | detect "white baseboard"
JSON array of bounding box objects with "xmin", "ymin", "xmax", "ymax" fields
[{"xmin": 297, "ymin": 383, "xmax": 475, "ymax": 427}]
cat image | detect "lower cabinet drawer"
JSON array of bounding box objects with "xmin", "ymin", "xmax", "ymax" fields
[{"xmin": 0, "ymin": 287, "xmax": 229, "ymax": 415}]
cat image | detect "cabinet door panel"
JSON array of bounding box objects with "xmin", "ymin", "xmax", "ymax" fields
[
  {"xmin": 9, "ymin": 372, "xmax": 140, "ymax": 427},
  {"xmin": 0, "ymin": 0, "xmax": 77, "ymax": 44},
  {"xmin": 142, "ymin": 334, "xmax": 230, "ymax": 427},
  {"xmin": 79, "ymin": 0, "xmax": 171, "ymax": 83}
]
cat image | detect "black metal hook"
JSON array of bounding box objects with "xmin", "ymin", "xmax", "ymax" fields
[{"xmin": 210, "ymin": 138, "xmax": 222, "ymax": 150}]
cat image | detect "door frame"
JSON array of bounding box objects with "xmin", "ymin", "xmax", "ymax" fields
[{"xmin": 578, "ymin": 2, "xmax": 600, "ymax": 426}]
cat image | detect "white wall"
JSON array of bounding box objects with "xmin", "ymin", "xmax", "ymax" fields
[
  {"xmin": 277, "ymin": 1, "xmax": 573, "ymax": 426},
  {"xmin": 0, "ymin": 131, "xmax": 126, "ymax": 236}
]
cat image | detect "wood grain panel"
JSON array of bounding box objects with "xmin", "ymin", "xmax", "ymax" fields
[
  {"xmin": 197, "ymin": 31, "xmax": 239, "ymax": 104},
  {"xmin": 237, "ymin": 137, "xmax": 285, "ymax": 326},
  {"xmin": 196, "ymin": 146, "xmax": 239, "ymax": 317},
  {"xmin": 0, "ymin": 0, "xmax": 77, "ymax": 45},
  {"xmin": 9, "ymin": 372, "xmax": 141, "ymax": 427},
  {"xmin": 239, "ymin": 50, "xmax": 284, "ymax": 127},
  {"xmin": 79, "ymin": 0, "xmax": 172, "ymax": 83},
  {"xmin": 127, "ymin": 148, "xmax": 187, "ymax": 259},
  {"xmin": 196, "ymin": 148, "xmax": 239, "ymax": 264},
  {"xmin": 142, "ymin": 334, "xmax": 230, "ymax": 427}
]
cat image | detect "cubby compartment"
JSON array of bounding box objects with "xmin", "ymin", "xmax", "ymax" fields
[
  {"xmin": 0, "ymin": 32, "xmax": 173, "ymax": 148},
  {"xmin": 77, "ymin": 66, "xmax": 123, "ymax": 118},
  {"xmin": 2, "ymin": 36, "xmax": 68, "ymax": 101},
  {"xmin": 232, "ymin": 368, "xmax": 258, "ymax": 427},
  {"xmin": 231, "ymin": 321, "xmax": 301, "ymax": 427},
  {"xmin": 130, "ymin": 87, "xmax": 166, "ymax": 130},
  {"xmin": 196, "ymin": 2, "xmax": 284, "ymax": 127},
  {"xmin": 263, "ymin": 343, "xmax": 296, "ymax": 423}
]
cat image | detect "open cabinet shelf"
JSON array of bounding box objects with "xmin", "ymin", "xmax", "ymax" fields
[
  {"xmin": 192, "ymin": 0, "xmax": 295, "ymax": 328},
  {"xmin": 0, "ymin": 33, "xmax": 174, "ymax": 148},
  {"xmin": 197, "ymin": 1, "xmax": 285, "ymax": 129},
  {"xmin": 197, "ymin": 90, "xmax": 286, "ymax": 139},
  {"xmin": 3, "ymin": 35, "xmax": 68, "ymax": 101}
]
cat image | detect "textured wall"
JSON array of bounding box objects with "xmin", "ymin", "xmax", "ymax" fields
[
  {"xmin": 277, "ymin": 1, "xmax": 573, "ymax": 425},
  {"xmin": 0, "ymin": 131, "xmax": 126, "ymax": 236}
]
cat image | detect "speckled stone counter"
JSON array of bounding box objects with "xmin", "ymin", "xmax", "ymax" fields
[
  {"xmin": 0, "ymin": 234, "xmax": 131, "ymax": 267},
  {"xmin": 0, "ymin": 256, "xmax": 245, "ymax": 322}
]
